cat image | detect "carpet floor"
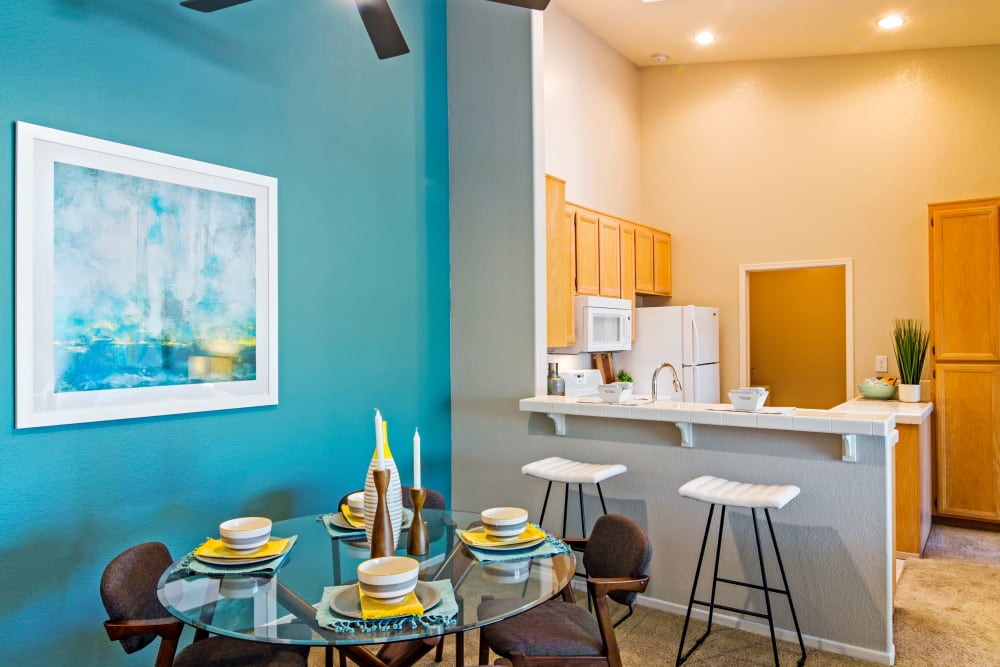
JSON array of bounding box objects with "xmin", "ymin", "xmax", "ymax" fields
[{"xmin": 312, "ymin": 524, "xmax": 1000, "ymax": 666}]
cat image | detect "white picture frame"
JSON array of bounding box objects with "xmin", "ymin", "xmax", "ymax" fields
[{"xmin": 15, "ymin": 122, "xmax": 278, "ymax": 428}]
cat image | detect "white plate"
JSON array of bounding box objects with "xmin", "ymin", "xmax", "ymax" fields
[
  {"xmin": 329, "ymin": 508, "xmax": 414, "ymax": 532},
  {"xmin": 330, "ymin": 581, "xmax": 441, "ymax": 619},
  {"xmin": 459, "ymin": 527, "xmax": 546, "ymax": 552},
  {"xmin": 194, "ymin": 539, "xmax": 292, "ymax": 566}
]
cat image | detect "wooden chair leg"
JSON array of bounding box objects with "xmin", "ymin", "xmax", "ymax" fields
[
  {"xmin": 454, "ymin": 631, "xmax": 465, "ymax": 667},
  {"xmin": 435, "ymin": 635, "xmax": 445, "ymax": 662},
  {"xmin": 478, "ymin": 630, "xmax": 490, "ymax": 665}
]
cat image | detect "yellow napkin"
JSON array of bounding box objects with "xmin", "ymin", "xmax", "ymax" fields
[
  {"xmin": 459, "ymin": 523, "xmax": 545, "ymax": 548},
  {"xmin": 359, "ymin": 588, "xmax": 425, "ymax": 620},
  {"xmin": 340, "ymin": 504, "xmax": 365, "ymax": 528},
  {"xmin": 194, "ymin": 537, "xmax": 290, "ymax": 560}
]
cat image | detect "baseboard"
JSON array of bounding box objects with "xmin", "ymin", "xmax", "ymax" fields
[
  {"xmin": 932, "ymin": 515, "xmax": 1000, "ymax": 533},
  {"xmin": 632, "ymin": 594, "xmax": 895, "ymax": 666}
]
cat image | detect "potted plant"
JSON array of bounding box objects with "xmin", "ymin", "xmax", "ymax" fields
[{"xmin": 891, "ymin": 318, "xmax": 929, "ymax": 402}]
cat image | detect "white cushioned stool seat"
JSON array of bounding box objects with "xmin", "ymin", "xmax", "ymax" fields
[
  {"xmin": 521, "ymin": 456, "xmax": 627, "ymax": 484},
  {"xmin": 679, "ymin": 475, "xmax": 800, "ymax": 509}
]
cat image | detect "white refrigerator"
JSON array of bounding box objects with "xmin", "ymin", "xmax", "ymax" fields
[{"xmin": 615, "ymin": 306, "xmax": 720, "ymax": 402}]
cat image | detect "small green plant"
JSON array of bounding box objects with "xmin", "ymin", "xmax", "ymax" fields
[
  {"xmin": 616, "ymin": 369, "xmax": 633, "ymax": 383},
  {"xmin": 892, "ymin": 318, "xmax": 930, "ymax": 385}
]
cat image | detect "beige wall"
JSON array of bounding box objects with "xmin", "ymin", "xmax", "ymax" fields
[
  {"xmin": 640, "ymin": 45, "xmax": 1000, "ymax": 395},
  {"xmin": 543, "ymin": 4, "xmax": 642, "ymax": 220}
]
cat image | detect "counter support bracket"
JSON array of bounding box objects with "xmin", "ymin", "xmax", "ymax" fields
[
  {"xmin": 677, "ymin": 422, "xmax": 693, "ymax": 448},
  {"xmin": 547, "ymin": 413, "xmax": 566, "ymax": 436},
  {"xmin": 841, "ymin": 435, "xmax": 857, "ymax": 463}
]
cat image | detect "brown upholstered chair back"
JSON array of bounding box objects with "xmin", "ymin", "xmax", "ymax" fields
[
  {"xmin": 100, "ymin": 541, "xmax": 174, "ymax": 654},
  {"xmin": 582, "ymin": 513, "xmax": 652, "ymax": 606}
]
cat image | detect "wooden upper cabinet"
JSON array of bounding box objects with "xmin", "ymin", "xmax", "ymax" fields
[
  {"xmin": 620, "ymin": 222, "xmax": 636, "ymax": 342},
  {"xmin": 634, "ymin": 227, "xmax": 654, "ymax": 293},
  {"xmin": 930, "ymin": 203, "xmax": 1000, "ymax": 361},
  {"xmin": 934, "ymin": 363, "xmax": 1000, "ymax": 521},
  {"xmin": 545, "ymin": 176, "xmax": 575, "ymax": 349},
  {"xmin": 598, "ymin": 216, "xmax": 621, "ymax": 298},
  {"xmin": 653, "ymin": 231, "xmax": 672, "ymax": 296},
  {"xmin": 574, "ymin": 208, "xmax": 600, "ymax": 296}
]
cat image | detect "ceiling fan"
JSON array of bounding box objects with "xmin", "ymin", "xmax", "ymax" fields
[{"xmin": 180, "ymin": 0, "xmax": 551, "ymax": 60}]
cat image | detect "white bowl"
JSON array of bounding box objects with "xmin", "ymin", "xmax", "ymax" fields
[
  {"xmin": 728, "ymin": 387, "xmax": 768, "ymax": 411},
  {"xmin": 597, "ymin": 382, "xmax": 633, "ymax": 404},
  {"xmin": 481, "ymin": 507, "xmax": 529, "ymax": 540},
  {"xmin": 219, "ymin": 516, "xmax": 272, "ymax": 552},
  {"xmin": 347, "ymin": 491, "xmax": 365, "ymax": 516},
  {"xmin": 357, "ymin": 556, "xmax": 419, "ymax": 603}
]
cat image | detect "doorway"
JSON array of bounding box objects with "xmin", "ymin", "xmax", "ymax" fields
[{"xmin": 739, "ymin": 259, "xmax": 853, "ymax": 409}]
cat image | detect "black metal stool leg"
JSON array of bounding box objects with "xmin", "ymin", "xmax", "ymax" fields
[
  {"xmin": 562, "ymin": 482, "xmax": 570, "ymax": 537},
  {"xmin": 596, "ymin": 482, "xmax": 609, "ymax": 514},
  {"xmin": 705, "ymin": 505, "xmax": 727, "ymax": 635},
  {"xmin": 578, "ymin": 483, "xmax": 587, "ymax": 538},
  {"xmin": 539, "ymin": 481, "xmax": 553, "ymax": 526},
  {"xmin": 752, "ymin": 508, "xmax": 780, "ymax": 667},
  {"xmin": 676, "ymin": 503, "xmax": 717, "ymax": 666},
  {"xmin": 766, "ymin": 509, "xmax": 807, "ymax": 666}
]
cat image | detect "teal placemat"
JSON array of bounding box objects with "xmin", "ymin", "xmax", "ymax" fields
[
  {"xmin": 316, "ymin": 579, "xmax": 458, "ymax": 633},
  {"xmin": 465, "ymin": 531, "xmax": 571, "ymax": 564},
  {"xmin": 172, "ymin": 535, "xmax": 298, "ymax": 577}
]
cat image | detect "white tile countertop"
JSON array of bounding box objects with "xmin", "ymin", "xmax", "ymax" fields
[{"xmin": 519, "ymin": 394, "xmax": 932, "ymax": 462}]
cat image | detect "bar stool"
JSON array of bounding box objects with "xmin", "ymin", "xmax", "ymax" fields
[
  {"xmin": 521, "ymin": 456, "xmax": 627, "ymax": 538},
  {"xmin": 676, "ymin": 475, "xmax": 807, "ymax": 667}
]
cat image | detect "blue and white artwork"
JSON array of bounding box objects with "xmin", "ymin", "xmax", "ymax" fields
[{"xmin": 52, "ymin": 163, "xmax": 257, "ymax": 392}]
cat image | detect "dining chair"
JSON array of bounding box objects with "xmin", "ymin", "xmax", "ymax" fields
[
  {"xmin": 100, "ymin": 541, "xmax": 310, "ymax": 667},
  {"xmin": 476, "ymin": 513, "xmax": 652, "ymax": 667}
]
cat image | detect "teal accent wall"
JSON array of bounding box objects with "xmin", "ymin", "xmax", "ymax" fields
[{"xmin": 0, "ymin": 1, "xmax": 450, "ymax": 663}]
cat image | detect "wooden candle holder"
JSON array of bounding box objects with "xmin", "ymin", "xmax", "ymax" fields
[
  {"xmin": 407, "ymin": 487, "xmax": 429, "ymax": 556},
  {"xmin": 369, "ymin": 468, "xmax": 394, "ymax": 559}
]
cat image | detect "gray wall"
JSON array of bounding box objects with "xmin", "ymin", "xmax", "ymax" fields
[{"xmin": 448, "ymin": 5, "xmax": 892, "ymax": 659}]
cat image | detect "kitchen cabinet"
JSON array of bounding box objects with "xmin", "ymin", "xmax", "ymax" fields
[
  {"xmin": 930, "ymin": 196, "xmax": 1000, "ymax": 524},
  {"xmin": 574, "ymin": 208, "xmax": 600, "ymax": 296},
  {"xmin": 546, "ymin": 175, "xmax": 575, "ymax": 349},
  {"xmin": 598, "ymin": 216, "xmax": 622, "ymax": 298},
  {"xmin": 635, "ymin": 227, "xmax": 672, "ymax": 296},
  {"xmin": 653, "ymin": 230, "xmax": 673, "ymax": 296},
  {"xmin": 933, "ymin": 363, "xmax": 1000, "ymax": 522},
  {"xmin": 620, "ymin": 222, "xmax": 636, "ymax": 342},
  {"xmin": 895, "ymin": 420, "xmax": 932, "ymax": 557},
  {"xmin": 931, "ymin": 203, "xmax": 1000, "ymax": 361}
]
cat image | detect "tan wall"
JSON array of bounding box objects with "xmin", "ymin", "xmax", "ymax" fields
[
  {"xmin": 640, "ymin": 45, "xmax": 1000, "ymax": 395},
  {"xmin": 543, "ymin": 4, "xmax": 642, "ymax": 220}
]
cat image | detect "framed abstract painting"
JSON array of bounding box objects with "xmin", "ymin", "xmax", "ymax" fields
[{"xmin": 15, "ymin": 122, "xmax": 278, "ymax": 428}]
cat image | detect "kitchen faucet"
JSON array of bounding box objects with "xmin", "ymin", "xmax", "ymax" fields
[{"xmin": 652, "ymin": 362, "xmax": 683, "ymax": 402}]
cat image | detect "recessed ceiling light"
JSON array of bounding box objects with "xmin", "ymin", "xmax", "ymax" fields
[
  {"xmin": 695, "ymin": 31, "xmax": 715, "ymax": 45},
  {"xmin": 650, "ymin": 53, "xmax": 669, "ymax": 63},
  {"xmin": 877, "ymin": 15, "xmax": 904, "ymax": 30}
]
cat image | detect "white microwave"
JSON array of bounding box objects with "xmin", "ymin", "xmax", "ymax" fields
[{"xmin": 552, "ymin": 296, "xmax": 632, "ymax": 353}]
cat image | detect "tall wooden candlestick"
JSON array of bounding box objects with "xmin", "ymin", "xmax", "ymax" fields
[
  {"xmin": 407, "ymin": 487, "xmax": 429, "ymax": 556},
  {"xmin": 370, "ymin": 468, "xmax": 394, "ymax": 558}
]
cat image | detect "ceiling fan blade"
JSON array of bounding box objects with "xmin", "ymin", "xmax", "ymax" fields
[
  {"xmin": 485, "ymin": 0, "xmax": 551, "ymax": 9},
  {"xmin": 180, "ymin": 0, "xmax": 253, "ymax": 12},
  {"xmin": 355, "ymin": 0, "xmax": 410, "ymax": 60}
]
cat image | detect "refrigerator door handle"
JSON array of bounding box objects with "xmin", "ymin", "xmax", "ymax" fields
[{"xmin": 689, "ymin": 315, "xmax": 700, "ymax": 364}]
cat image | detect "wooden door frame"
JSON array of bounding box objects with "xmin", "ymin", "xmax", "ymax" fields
[{"xmin": 738, "ymin": 258, "xmax": 854, "ymax": 400}]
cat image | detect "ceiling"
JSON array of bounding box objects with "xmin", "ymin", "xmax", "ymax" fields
[{"xmin": 551, "ymin": 0, "xmax": 1000, "ymax": 67}]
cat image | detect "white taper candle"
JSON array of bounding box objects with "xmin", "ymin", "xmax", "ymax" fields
[{"xmin": 413, "ymin": 428, "xmax": 421, "ymax": 489}]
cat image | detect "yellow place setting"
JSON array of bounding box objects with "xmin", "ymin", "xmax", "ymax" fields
[
  {"xmin": 459, "ymin": 522, "xmax": 546, "ymax": 549},
  {"xmin": 358, "ymin": 589, "xmax": 425, "ymax": 620},
  {"xmin": 194, "ymin": 536, "xmax": 291, "ymax": 561},
  {"xmin": 339, "ymin": 504, "xmax": 366, "ymax": 528}
]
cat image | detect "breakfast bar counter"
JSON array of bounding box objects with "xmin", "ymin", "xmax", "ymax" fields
[{"xmin": 516, "ymin": 393, "xmax": 926, "ymax": 664}]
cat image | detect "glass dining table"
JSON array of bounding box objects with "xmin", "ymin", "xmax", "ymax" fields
[{"xmin": 156, "ymin": 509, "xmax": 576, "ymax": 667}]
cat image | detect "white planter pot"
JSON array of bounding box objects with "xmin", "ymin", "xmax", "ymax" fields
[{"xmin": 898, "ymin": 384, "xmax": 921, "ymax": 403}]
